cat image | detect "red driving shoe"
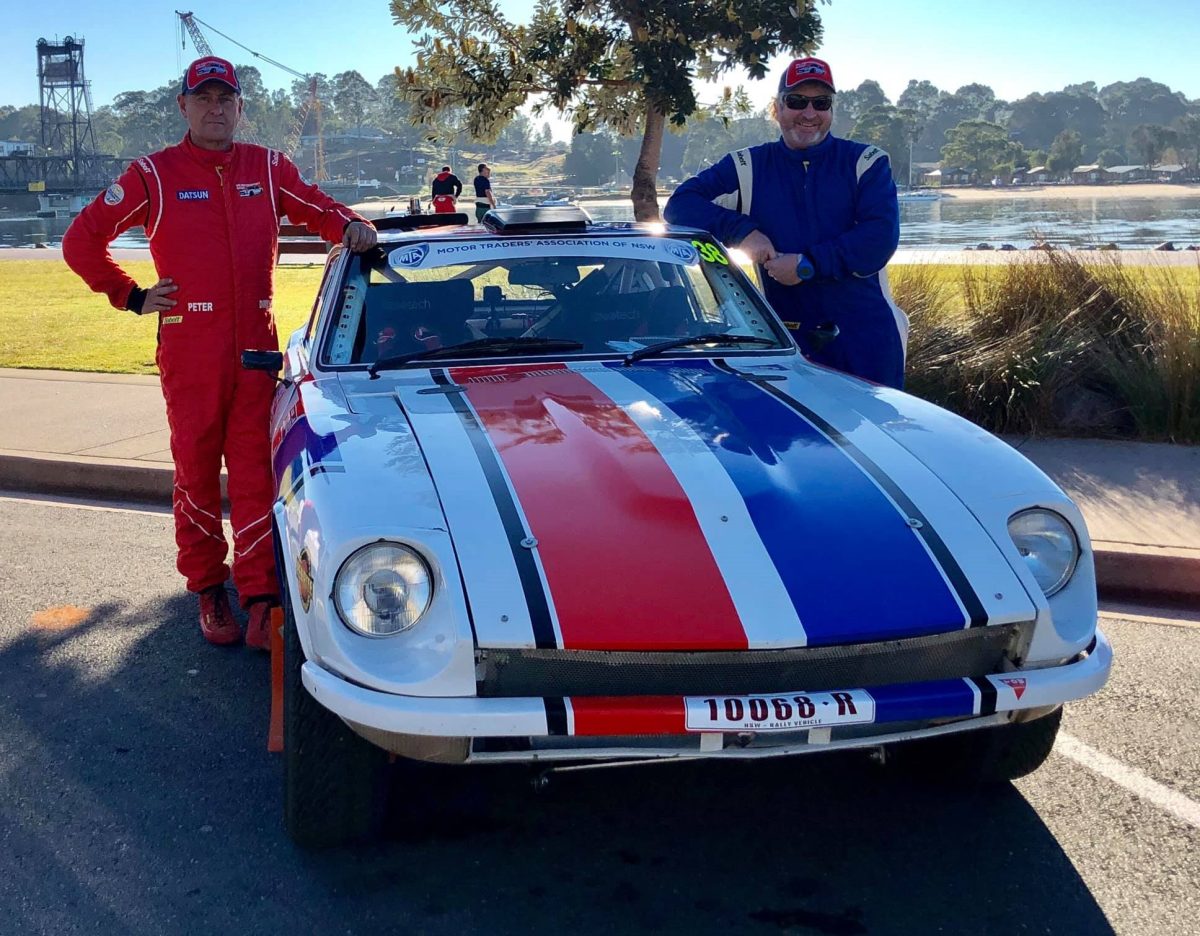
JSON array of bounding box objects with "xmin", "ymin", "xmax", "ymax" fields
[
  {"xmin": 198, "ymin": 584, "xmax": 242, "ymax": 646},
  {"xmin": 244, "ymin": 598, "xmax": 278, "ymax": 652}
]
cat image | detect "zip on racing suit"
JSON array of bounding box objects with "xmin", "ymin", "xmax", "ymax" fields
[
  {"xmin": 63, "ymin": 134, "xmax": 366, "ymax": 605},
  {"xmin": 664, "ymin": 134, "xmax": 907, "ymax": 388}
]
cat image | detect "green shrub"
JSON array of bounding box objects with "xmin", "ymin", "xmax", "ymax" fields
[{"xmin": 896, "ymin": 255, "xmax": 1200, "ymax": 443}]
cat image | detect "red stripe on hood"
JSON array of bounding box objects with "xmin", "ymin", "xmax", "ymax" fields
[{"xmin": 450, "ymin": 364, "xmax": 746, "ymax": 650}]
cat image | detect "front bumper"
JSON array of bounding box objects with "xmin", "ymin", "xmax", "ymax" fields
[{"xmin": 303, "ymin": 628, "xmax": 1111, "ymax": 753}]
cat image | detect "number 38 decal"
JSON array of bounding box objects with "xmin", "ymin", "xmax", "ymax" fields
[{"xmin": 691, "ymin": 240, "xmax": 729, "ymax": 265}]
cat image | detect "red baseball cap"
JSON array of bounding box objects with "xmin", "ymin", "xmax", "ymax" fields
[
  {"xmin": 181, "ymin": 56, "xmax": 241, "ymax": 95},
  {"xmin": 779, "ymin": 57, "xmax": 835, "ymax": 94}
]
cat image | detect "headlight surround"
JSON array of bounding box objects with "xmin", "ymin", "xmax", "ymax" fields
[
  {"xmin": 332, "ymin": 542, "xmax": 433, "ymax": 637},
  {"xmin": 1007, "ymin": 509, "xmax": 1080, "ymax": 597}
]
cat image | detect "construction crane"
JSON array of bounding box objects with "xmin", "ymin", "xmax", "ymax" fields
[{"xmin": 175, "ymin": 10, "xmax": 326, "ymax": 180}]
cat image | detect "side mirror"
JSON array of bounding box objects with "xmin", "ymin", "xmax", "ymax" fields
[
  {"xmin": 807, "ymin": 322, "xmax": 840, "ymax": 353},
  {"xmin": 241, "ymin": 349, "xmax": 284, "ymax": 373}
]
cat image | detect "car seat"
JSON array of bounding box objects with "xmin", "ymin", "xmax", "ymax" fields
[
  {"xmin": 362, "ymin": 279, "xmax": 476, "ymax": 362},
  {"xmin": 640, "ymin": 285, "xmax": 695, "ymax": 337}
]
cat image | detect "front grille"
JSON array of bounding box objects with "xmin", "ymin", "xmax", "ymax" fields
[{"xmin": 477, "ymin": 624, "xmax": 1026, "ymax": 698}]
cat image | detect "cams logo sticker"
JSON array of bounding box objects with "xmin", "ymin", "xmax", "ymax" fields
[
  {"xmin": 296, "ymin": 549, "xmax": 314, "ymax": 612},
  {"xmin": 665, "ymin": 241, "xmax": 698, "ymax": 264},
  {"xmin": 389, "ymin": 243, "xmax": 429, "ymax": 268},
  {"xmin": 236, "ymin": 182, "xmax": 263, "ymax": 198},
  {"xmin": 999, "ymin": 677, "xmax": 1027, "ymax": 700},
  {"xmin": 103, "ymin": 183, "xmax": 124, "ymax": 206}
]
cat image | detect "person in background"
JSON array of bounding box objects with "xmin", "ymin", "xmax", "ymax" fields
[
  {"xmin": 430, "ymin": 165, "xmax": 463, "ymax": 213},
  {"xmin": 62, "ymin": 56, "xmax": 377, "ymax": 649},
  {"xmin": 473, "ymin": 163, "xmax": 496, "ymax": 222},
  {"xmin": 664, "ymin": 57, "xmax": 906, "ymax": 389}
]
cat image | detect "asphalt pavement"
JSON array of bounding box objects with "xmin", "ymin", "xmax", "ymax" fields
[
  {"xmin": 1, "ymin": 494, "xmax": 1196, "ymax": 935},
  {"xmin": 1, "ymin": 366, "xmax": 1197, "ymax": 604}
]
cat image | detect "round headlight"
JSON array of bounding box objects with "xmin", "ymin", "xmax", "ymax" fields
[
  {"xmin": 1007, "ymin": 509, "xmax": 1080, "ymax": 597},
  {"xmin": 332, "ymin": 542, "xmax": 433, "ymax": 637}
]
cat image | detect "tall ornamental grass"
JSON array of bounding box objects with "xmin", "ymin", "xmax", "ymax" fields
[{"xmin": 895, "ymin": 253, "xmax": 1200, "ymax": 443}]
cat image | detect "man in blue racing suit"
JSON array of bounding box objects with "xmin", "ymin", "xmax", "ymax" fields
[{"xmin": 664, "ymin": 57, "xmax": 907, "ymax": 388}]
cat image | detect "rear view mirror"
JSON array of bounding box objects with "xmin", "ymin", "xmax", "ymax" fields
[{"xmin": 508, "ymin": 259, "xmax": 580, "ymax": 287}]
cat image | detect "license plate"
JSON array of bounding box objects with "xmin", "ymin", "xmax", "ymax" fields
[{"xmin": 684, "ymin": 690, "xmax": 876, "ymax": 733}]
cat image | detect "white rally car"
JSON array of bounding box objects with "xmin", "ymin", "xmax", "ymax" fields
[{"xmin": 247, "ymin": 207, "xmax": 1111, "ymax": 846}]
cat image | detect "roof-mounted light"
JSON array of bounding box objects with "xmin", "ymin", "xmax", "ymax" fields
[{"xmin": 482, "ymin": 206, "xmax": 592, "ymax": 235}]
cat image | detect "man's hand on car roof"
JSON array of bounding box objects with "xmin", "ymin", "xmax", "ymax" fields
[{"xmin": 343, "ymin": 221, "xmax": 378, "ymax": 253}]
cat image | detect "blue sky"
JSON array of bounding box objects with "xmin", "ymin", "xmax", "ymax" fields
[{"xmin": 3, "ymin": 0, "xmax": 1197, "ymax": 138}]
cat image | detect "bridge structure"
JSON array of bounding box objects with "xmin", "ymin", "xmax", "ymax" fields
[
  {"xmin": 0, "ymin": 154, "xmax": 125, "ymax": 193},
  {"xmin": 0, "ymin": 37, "xmax": 123, "ymax": 195}
]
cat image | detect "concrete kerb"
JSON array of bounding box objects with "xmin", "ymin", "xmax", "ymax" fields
[
  {"xmin": 2, "ymin": 446, "xmax": 1195, "ymax": 608},
  {"xmin": 0, "ymin": 449, "xmax": 226, "ymax": 508},
  {"xmin": 1093, "ymin": 543, "xmax": 1200, "ymax": 606}
]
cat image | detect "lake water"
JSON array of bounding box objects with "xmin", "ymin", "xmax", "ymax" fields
[{"xmin": 2, "ymin": 193, "xmax": 1198, "ymax": 251}]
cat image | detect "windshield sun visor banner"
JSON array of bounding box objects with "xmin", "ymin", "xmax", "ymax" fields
[{"xmin": 387, "ymin": 237, "xmax": 700, "ymax": 270}]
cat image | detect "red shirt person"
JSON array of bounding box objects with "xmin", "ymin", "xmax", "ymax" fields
[
  {"xmin": 430, "ymin": 166, "xmax": 463, "ymax": 213},
  {"xmin": 63, "ymin": 56, "xmax": 377, "ymax": 648}
]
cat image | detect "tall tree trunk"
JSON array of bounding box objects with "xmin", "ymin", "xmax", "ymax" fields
[{"xmin": 631, "ymin": 105, "xmax": 665, "ymax": 221}]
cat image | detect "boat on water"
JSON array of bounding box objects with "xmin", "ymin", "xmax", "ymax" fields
[
  {"xmin": 36, "ymin": 193, "xmax": 88, "ymax": 218},
  {"xmin": 897, "ymin": 189, "xmax": 941, "ymax": 202}
]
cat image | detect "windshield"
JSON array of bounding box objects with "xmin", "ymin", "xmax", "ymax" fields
[{"xmin": 320, "ymin": 233, "xmax": 791, "ymax": 367}]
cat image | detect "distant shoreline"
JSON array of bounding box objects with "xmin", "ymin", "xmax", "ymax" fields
[
  {"xmin": 350, "ymin": 181, "xmax": 1200, "ymax": 214},
  {"xmin": 932, "ymin": 182, "xmax": 1200, "ymax": 203}
]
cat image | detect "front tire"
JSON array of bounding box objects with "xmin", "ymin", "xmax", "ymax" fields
[
  {"xmin": 283, "ymin": 594, "xmax": 389, "ymax": 847},
  {"xmin": 894, "ymin": 707, "xmax": 1063, "ymax": 785}
]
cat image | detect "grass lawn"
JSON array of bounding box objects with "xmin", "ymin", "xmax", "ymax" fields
[
  {"xmin": 2, "ymin": 258, "xmax": 1195, "ymax": 378},
  {"xmin": 0, "ymin": 261, "xmax": 327, "ymax": 374}
]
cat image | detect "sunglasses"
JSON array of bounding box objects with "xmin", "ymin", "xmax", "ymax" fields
[{"xmin": 782, "ymin": 93, "xmax": 833, "ymax": 112}]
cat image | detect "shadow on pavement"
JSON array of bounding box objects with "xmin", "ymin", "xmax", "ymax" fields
[{"xmin": 0, "ymin": 592, "xmax": 1113, "ymax": 936}]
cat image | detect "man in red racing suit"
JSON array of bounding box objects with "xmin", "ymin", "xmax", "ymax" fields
[{"xmin": 63, "ymin": 56, "xmax": 377, "ymax": 648}]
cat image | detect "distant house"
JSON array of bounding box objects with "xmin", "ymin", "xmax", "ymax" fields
[
  {"xmin": 1013, "ymin": 165, "xmax": 1051, "ymax": 184},
  {"xmin": 1071, "ymin": 164, "xmax": 1107, "ymax": 183},
  {"xmin": 921, "ymin": 166, "xmax": 971, "ymax": 187},
  {"xmin": 1106, "ymin": 165, "xmax": 1153, "ymax": 183},
  {"xmin": 0, "ymin": 140, "xmax": 34, "ymax": 157},
  {"xmin": 1152, "ymin": 164, "xmax": 1188, "ymax": 182}
]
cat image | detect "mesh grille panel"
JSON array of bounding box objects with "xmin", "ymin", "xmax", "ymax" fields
[{"xmin": 477, "ymin": 624, "xmax": 1024, "ymax": 698}]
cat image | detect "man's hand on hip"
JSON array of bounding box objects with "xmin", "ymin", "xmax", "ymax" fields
[
  {"xmin": 343, "ymin": 221, "xmax": 378, "ymax": 253},
  {"xmin": 136, "ymin": 278, "xmax": 178, "ymax": 314},
  {"xmin": 737, "ymin": 229, "xmax": 778, "ymax": 265}
]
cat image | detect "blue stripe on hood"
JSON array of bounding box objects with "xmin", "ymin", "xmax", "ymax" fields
[{"xmin": 610, "ymin": 360, "xmax": 966, "ymax": 645}]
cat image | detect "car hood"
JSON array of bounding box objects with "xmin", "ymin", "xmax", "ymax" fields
[{"xmin": 385, "ymin": 359, "xmax": 1038, "ymax": 652}]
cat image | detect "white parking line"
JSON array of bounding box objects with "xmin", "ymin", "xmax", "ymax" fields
[{"xmin": 1056, "ymin": 732, "xmax": 1200, "ymax": 831}]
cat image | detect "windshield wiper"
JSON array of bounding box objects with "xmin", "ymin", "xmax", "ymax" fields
[
  {"xmin": 369, "ymin": 337, "xmax": 584, "ymax": 377},
  {"xmin": 623, "ymin": 333, "xmax": 777, "ymax": 366}
]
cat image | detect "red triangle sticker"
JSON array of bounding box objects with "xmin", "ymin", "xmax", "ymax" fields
[{"xmin": 999, "ymin": 677, "xmax": 1027, "ymax": 700}]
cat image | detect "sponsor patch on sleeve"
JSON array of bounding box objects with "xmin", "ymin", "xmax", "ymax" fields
[
  {"xmin": 856, "ymin": 146, "xmax": 888, "ymax": 182},
  {"xmin": 103, "ymin": 183, "xmax": 124, "ymax": 206}
]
